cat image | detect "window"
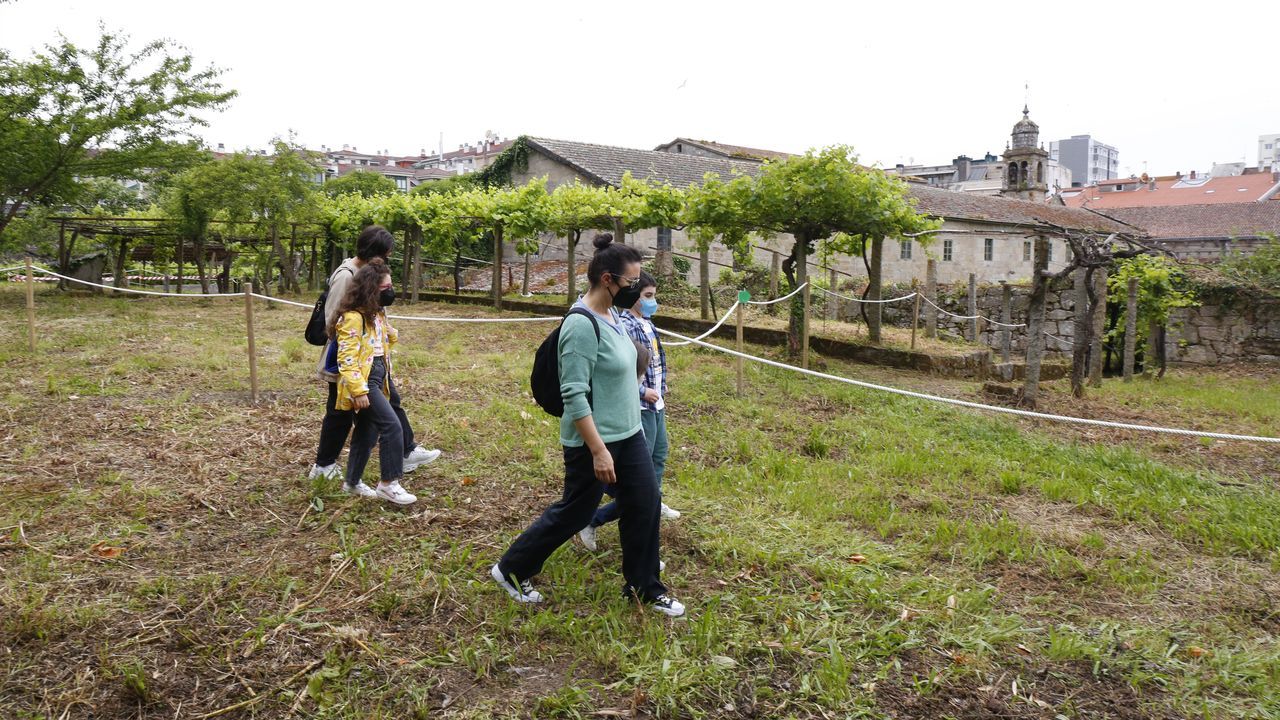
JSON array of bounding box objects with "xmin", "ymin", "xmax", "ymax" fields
[
  {"xmin": 1023, "ymin": 240, "xmax": 1032, "ymax": 262},
  {"xmin": 983, "ymin": 238, "xmax": 994, "ymax": 261},
  {"xmin": 899, "ymin": 240, "xmax": 912, "ymax": 260},
  {"xmin": 1266, "ymin": 143, "xmax": 1274, "ymax": 150},
  {"xmin": 395, "ymin": 176, "xmax": 408, "ymax": 191},
  {"xmin": 943, "ymin": 239, "xmax": 953, "ymax": 261},
  {"xmin": 1046, "ymin": 241, "xmax": 1054, "ymax": 262}
]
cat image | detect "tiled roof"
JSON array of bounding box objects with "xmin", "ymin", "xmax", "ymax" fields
[
  {"xmin": 654, "ymin": 137, "xmax": 793, "ymax": 161},
  {"xmin": 905, "ymin": 184, "xmax": 1134, "ymax": 234},
  {"xmin": 1100, "ymin": 203, "xmax": 1280, "ymax": 239},
  {"xmin": 1062, "ymin": 173, "xmax": 1280, "ymax": 208},
  {"xmin": 527, "ymin": 137, "xmax": 1133, "ymax": 234},
  {"xmin": 527, "ymin": 137, "xmax": 763, "ymax": 188}
]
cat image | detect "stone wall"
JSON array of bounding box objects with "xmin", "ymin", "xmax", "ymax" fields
[{"xmin": 1166, "ymin": 290, "xmax": 1280, "ymax": 365}]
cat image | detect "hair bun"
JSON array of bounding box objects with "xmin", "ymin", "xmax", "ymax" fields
[{"xmin": 592, "ymin": 233, "xmax": 615, "ymax": 251}]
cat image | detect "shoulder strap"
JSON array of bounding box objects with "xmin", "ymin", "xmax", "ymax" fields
[{"xmin": 565, "ymin": 307, "xmax": 601, "ymax": 342}]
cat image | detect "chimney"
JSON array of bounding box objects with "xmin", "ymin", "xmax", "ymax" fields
[
  {"xmin": 1189, "ymin": 170, "xmax": 1197, "ymax": 180},
  {"xmin": 953, "ymin": 155, "xmax": 971, "ymax": 182},
  {"xmin": 1175, "ymin": 171, "xmax": 1182, "ymax": 179}
]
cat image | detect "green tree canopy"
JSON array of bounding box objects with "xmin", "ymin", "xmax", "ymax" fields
[
  {"xmin": 322, "ymin": 170, "xmax": 397, "ymax": 199},
  {"xmin": 0, "ymin": 27, "xmax": 235, "ymax": 236}
]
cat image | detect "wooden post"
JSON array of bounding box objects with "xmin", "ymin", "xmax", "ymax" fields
[
  {"xmin": 802, "ymin": 274, "xmax": 812, "ymax": 369},
  {"xmin": 25, "ymin": 257, "xmax": 36, "ymax": 352},
  {"xmin": 492, "ymin": 228, "xmax": 503, "ymax": 310},
  {"xmin": 1145, "ymin": 317, "xmax": 1160, "ymax": 377},
  {"xmin": 769, "ymin": 251, "xmax": 780, "ymax": 300},
  {"xmin": 924, "ymin": 259, "xmax": 937, "ymax": 339},
  {"xmin": 736, "ymin": 299, "xmax": 745, "ymax": 396},
  {"xmin": 967, "ymin": 273, "xmax": 978, "ymax": 342},
  {"xmin": 1123, "ymin": 276, "xmax": 1139, "ymax": 381},
  {"xmin": 699, "ymin": 246, "xmax": 711, "ymax": 320},
  {"xmin": 910, "ymin": 279, "xmax": 921, "ymax": 350},
  {"xmin": 827, "ymin": 266, "xmax": 839, "ymax": 321},
  {"xmin": 1000, "ymin": 281, "xmax": 1012, "ymax": 363},
  {"xmin": 244, "ymin": 282, "xmax": 259, "ymax": 404},
  {"xmin": 1021, "ymin": 236, "xmax": 1051, "ymax": 408},
  {"xmin": 1088, "ymin": 267, "xmax": 1108, "ymax": 387}
]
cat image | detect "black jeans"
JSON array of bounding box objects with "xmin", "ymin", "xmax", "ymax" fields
[
  {"xmin": 498, "ymin": 431, "xmax": 666, "ymax": 602},
  {"xmin": 315, "ymin": 364, "xmax": 416, "ymax": 468},
  {"xmin": 343, "ymin": 358, "xmax": 408, "ymax": 484}
]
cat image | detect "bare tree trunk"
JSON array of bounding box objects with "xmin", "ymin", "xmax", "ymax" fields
[
  {"xmin": 176, "ymin": 236, "xmax": 184, "ymax": 294},
  {"xmin": 1123, "ymin": 277, "xmax": 1139, "ymax": 381},
  {"xmin": 271, "ymin": 225, "xmax": 296, "ymax": 295},
  {"xmin": 114, "ymin": 238, "xmax": 129, "ymax": 289},
  {"xmin": 492, "ymin": 226, "xmax": 504, "ymax": 309},
  {"xmin": 1087, "ymin": 267, "xmax": 1108, "ymax": 387},
  {"xmin": 1145, "ymin": 317, "xmax": 1160, "ymax": 377},
  {"xmin": 1070, "ymin": 267, "xmax": 1091, "ymax": 398},
  {"xmin": 194, "ymin": 234, "xmax": 211, "ymax": 294},
  {"xmin": 613, "ymin": 217, "xmax": 625, "ymax": 245},
  {"xmin": 453, "ymin": 246, "xmax": 463, "ymax": 296},
  {"xmin": 57, "ymin": 223, "xmax": 68, "ymax": 291},
  {"xmin": 289, "ymin": 224, "xmax": 301, "ymax": 294},
  {"xmin": 967, "ymin": 273, "xmax": 978, "ymax": 342},
  {"xmin": 1000, "ymin": 281, "xmax": 1012, "ymax": 363},
  {"xmin": 787, "ymin": 235, "xmax": 810, "ymax": 357},
  {"xmin": 522, "ymin": 252, "xmax": 531, "ymax": 296},
  {"xmin": 1020, "ymin": 235, "xmax": 1051, "ymax": 408},
  {"xmin": 699, "ymin": 246, "xmax": 711, "ymax": 320},
  {"xmin": 566, "ymin": 231, "xmax": 579, "ymax": 307},
  {"xmin": 309, "ymin": 234, "xmax": 319, "ymax": 291},
  {"xmin": 827, "ymin": 266, "xmax": 839, "ymax": 320},
  {"xmin": 867, "ymin": 236, "xmax": 884, "ymax": 343},
  {"xmin": 410, "ymin": 226, "xmax": 423, "ymax": 303},
  {"xmin": 924, "ymin": 259, "xmax": 937, "ymax": 339}
]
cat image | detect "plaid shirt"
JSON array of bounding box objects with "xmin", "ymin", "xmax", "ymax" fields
[{"xmin": 620, "ymin": 312, "xmax": 667, "ymax": 412}]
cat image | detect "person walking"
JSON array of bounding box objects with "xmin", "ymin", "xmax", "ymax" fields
[{"xmin": 491, "ymin": 234, "xmax": 684, "ymax": 617}]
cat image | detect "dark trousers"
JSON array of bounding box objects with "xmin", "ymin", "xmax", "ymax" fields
[
  {"xmin": 343, "ymin": 358, "xmax": 408, "ymax": 484},
  {"xmin": 593, "ymin": 409, "xmax": 667, "ymax": 527},
  {"xmin": 498, "ymin": 431, "xmax": 667, "ymax": 602},
  {"xmin": 315, "ymin": 364, "xmax": 416, "ymax": 468}
]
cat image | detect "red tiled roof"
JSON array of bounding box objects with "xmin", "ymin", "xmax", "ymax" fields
[
  {"xmin": 1062, "ymin": 173, "xmax": 1280, "ymax": 208},
  {"xmin": 1099, "ymin": 203, "xmax": 1280, "ymax": 239}
]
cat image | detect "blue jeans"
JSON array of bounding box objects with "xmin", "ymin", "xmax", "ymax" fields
[{"xmin": 592, "ymin": 409, "xmax": 667, "ymax": 528}]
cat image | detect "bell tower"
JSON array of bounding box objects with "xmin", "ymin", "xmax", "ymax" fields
[{"xmin": 1000, "ymin": 106, "xmax": 1049, "ymax": 201}]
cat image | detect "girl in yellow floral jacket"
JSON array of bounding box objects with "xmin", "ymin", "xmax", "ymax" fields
[{"xmin": 327, "ymin": 259, "xmax": 417, "ymax": 505}]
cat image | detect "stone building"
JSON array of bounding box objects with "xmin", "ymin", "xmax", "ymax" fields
[
  {"xmin": 507, "ymin": 136, "xmax": 1131, "ymax": 286},
  {"xmin": 999, "ymin": 107, "xmax": 1051, "ymax": 202}
]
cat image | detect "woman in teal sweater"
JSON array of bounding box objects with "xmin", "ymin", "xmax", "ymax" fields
[{"xmin": 492, "ymin": 234, "xmax": 684, "ymax": 618}]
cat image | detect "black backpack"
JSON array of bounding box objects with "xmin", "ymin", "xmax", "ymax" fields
[
  {"xmin": 531, "ymin": 308, "xmax": 600, "ymax": 417},
  {"xmin": 304, "ymin": 266, "xmax": 354, "ymax": 346}
]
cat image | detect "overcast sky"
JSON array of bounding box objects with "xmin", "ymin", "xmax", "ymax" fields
[{"xmin": 3, "ymin": 0, "xmax": 1276, "ymax": 177}]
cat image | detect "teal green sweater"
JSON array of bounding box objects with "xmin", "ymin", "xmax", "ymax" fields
[{"xmin": 558, "ymin": 306, "xmax": 642, "ymax": 447}]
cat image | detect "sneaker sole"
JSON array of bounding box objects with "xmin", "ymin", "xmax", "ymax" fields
[
  {"xmin": 651, "ymin": 605, "xmax": 685, "ymax": 618},
  {"xmin": 376, "ymin": 491, "xmax": 417, "ymax": 505}
]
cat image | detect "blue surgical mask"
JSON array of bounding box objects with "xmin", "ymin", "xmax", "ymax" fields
[{"xmin": 639, "ymin": 298, "xmax": 659, "ymax": 318}]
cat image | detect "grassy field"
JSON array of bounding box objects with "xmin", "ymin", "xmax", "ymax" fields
[{"xmin": 1, "ymin": 285, "xmax": 1277, "ymax": 719}]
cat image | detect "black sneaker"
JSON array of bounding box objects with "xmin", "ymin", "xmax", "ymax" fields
[
  {"xmin": 650, "ymin": 594, "xmax": 685, "ymax": 617},
  {"xmin": 490, "ymin": 563, "xmax": 543, "ymax": 603}
]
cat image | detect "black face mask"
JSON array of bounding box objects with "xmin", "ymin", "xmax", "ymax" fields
[
  {"xmin": 379, "ymin": 288, "xmax": 396, "ymax": 307},
  {"xmin": 610, "ymin": 277, "xmax": 642, "ymax": 310}
]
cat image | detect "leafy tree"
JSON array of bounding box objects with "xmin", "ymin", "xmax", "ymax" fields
[
  {"xmin": 1106, "ymin": 254, "xmax": 1196, "ymax": 377},
  {"xmin": 322, "ymin": 170, "xmax": 397, "ymax": 199},
  {"xmin": 547, "ymin": 182, "xmax": 614, "ymax": 305},
  {"xmin": 0, "ymin": 27, "xmax": 234, "ymax": 237}
]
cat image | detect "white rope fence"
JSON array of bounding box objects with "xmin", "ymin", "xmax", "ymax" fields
[
  {"xmin": 660, "ymin": 302, "xmax": 742, "ymax": 346},
  {"xmin": 654, "ymin": 327, "xmax": 1280, "ymax": 444},
  {"xmin": 20, "ymin": 267, "xmax": 562, "ymax": 323},
  {"xmin": 746, "ymin": 282, "xmax": 808, "ymax": 306},
  {"xmin": 816, "ymin": 286, "xmax": 918, "ymax": 305},
  {"xmin": 919, "ymin": 295, "xmax": 1027, "ymax": 328}
]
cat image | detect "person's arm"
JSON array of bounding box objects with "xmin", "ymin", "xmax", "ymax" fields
[
  {"xmin": 559, "ymin": 315, "xmax": 615, "ymax": 483},
  {"xmin": 324, "ymin": 267, "xmax": 354, "ymax": 326},
  {"xmin": 336, "ymin": 312, "xmax": 370, "ymax": 409}
]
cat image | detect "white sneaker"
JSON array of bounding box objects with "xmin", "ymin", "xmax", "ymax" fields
[
  {"xmin": 660, "ymin": 503, "xmax": 682, "ymax": 520},
  {"xmin": 403, "ymin": 446, "xmax": 441, "ymax": 473},
  {"xmin": 578, "ymin": 525, "xmax": 598, "ymax": 551},
  {"xmin": 490, "ymin": 563, "xmax": 543, "ymax": 603},
  {"xmin": 343, "ymin": 481, "xmax": 377, "ymax": 498},
  {"xmin": 650, "ymin": 594, "xmax": 685, "ymax": 617},
  {"xmin": 309, "ymin": 463, "xmax": 341, "ymax": 481},
  {"xmin": 375, "ymin": 480, "xmax": 417, "ymax": 505}
]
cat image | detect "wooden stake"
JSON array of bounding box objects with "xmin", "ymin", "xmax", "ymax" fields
[
  {"xmin": 244, "ymin": 282, "xmax": 259, "ymax": 403},
  {"xmin": 25, "ymin": 257, "xmax": 36, "ymax": 352},
  {"xmin": 910, "ymin": 278, "xmax": 920, "ymax": 350},
  {"xmin": 736, "ymin": 299, "xmax": 745, "ymax": 396},
  {"xmin": 801, "ymin": 279, "xmax": 811, "ymax": 370}
]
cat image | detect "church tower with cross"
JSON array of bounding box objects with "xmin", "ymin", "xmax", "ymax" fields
[{"xmin": 1000, "ymin": 106, "xmax": 1050, "ymax": 201}]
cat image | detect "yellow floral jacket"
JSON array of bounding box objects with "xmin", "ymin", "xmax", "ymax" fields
[{"xmin": 334, "ymin": 310, "xmax": 398, "ymax": 411}]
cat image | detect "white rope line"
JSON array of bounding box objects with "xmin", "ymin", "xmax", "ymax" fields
[
  {"xmin": 29, "ymin": 268, "xmax": 242, "ymax": 297},
  {"xmin": 659, "ymin": 302, "xmax": 741, "ymax": 346},
  {"xmin": 655, "ymin": 328, "xmax": 1280, "ymax": 444},
  {"xmin": 817, "ymin": 287, "xmax": 917, "ymax": 305},
  {"xmin": 920, "ymin": 295, "xmax": 1027, "ymax": 328},
  {"xmin": 1, "ymin": 266, "xmax": 32, "ymax": 274},
  {"xmin": 1044, "ymin": 331, "xmax": 1074, "ymax": 348},
  {"xmin": 746, "ymin": 282, "xmax": 808, "ymax": 305},
  {"xmin": 245, "ymin": 292, "xmax": 560, "ymax": 323}
]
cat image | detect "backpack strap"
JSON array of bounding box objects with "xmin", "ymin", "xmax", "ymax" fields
[{"xmin": 564, "ymin": 307, "xmax": 601, "ymax": 411}]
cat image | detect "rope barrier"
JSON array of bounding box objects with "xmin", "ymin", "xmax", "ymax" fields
[
  {"xmin": 30, "ymin": 268, "xmax": 242, "ymax": 297},
  {"xmin": 817, "ymin": 287, "xmax": 917, "ymax": 305},
  {"xmin": 1043, "ymin": 331, "xmax": 1074, "ymax": 348},
  {"xmin": 746, "ymin": 282, "xmax": 808, "ymax": 306},
  {"xmin": 655, "ymin": 327, "xmax": 1280, "ymax": 444},
  {"xmin": 659, "ymin": 302, "xmax": 741, "ymax": 346},
  {"xmin": 919, "ymin": 295, "xmax": 1027, "ymax": 328}
]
